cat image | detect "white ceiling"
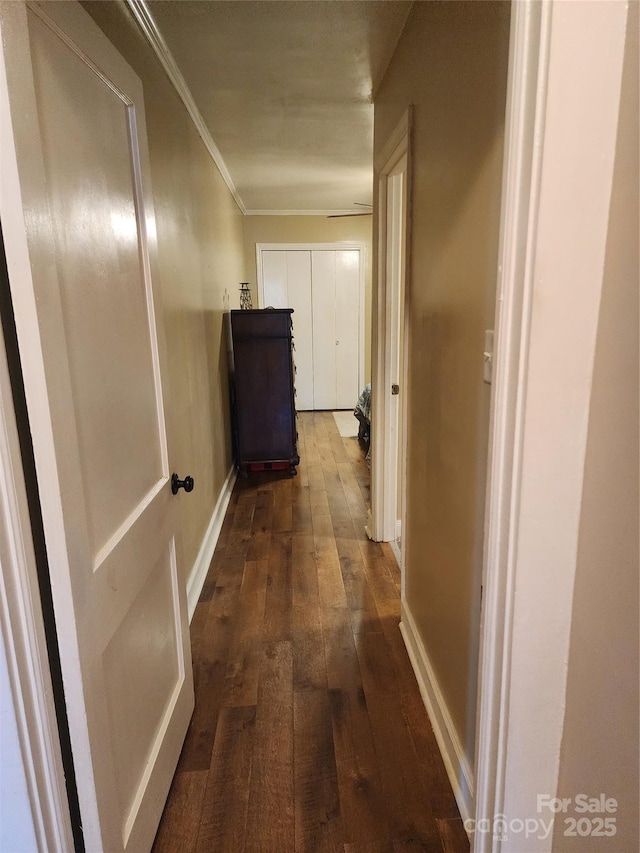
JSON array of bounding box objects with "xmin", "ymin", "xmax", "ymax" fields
[{"xmin": 146, "ymin": 1, "xmax": 412, "ymax": 212}]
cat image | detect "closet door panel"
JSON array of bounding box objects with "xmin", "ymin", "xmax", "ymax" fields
[
  {"xmin": 335, "ymin": 250, "xmax": 360, "ymax": 408},
  {"xmin": 311, "ymin": 251, "xmax": 336, "ymax": 410},
  {"xmin": 262, "ymin": 251, "xmax": 288, "ymax": 307},
  {"xmin": 286, "ymin": 251, "xmax": 313, "ymax": 411}
]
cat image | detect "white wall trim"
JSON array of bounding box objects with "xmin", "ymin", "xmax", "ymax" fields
[
  {"xmin": 245, "ymin": 209, "xmax": 369, "ymax": 217},
  {"xmin": 186, "ymin": 464, "xmax": 236, "ymax": 621},
  {"xmin": 124, "ymin": 0, "xmax": 246, "ymax": 214},
  {"xmin": 475, "ymin": 2, "xmax": 630, "ymax": 851},
  {"xmin": 388, "ymin": 520, "xmax": 402, "ymax": 569},
  {"xmin": 400, "ymin": 600, "xmax": 474, "ymax": 826},
  {"xmin": 0, "ymin": 16, "xmax": 74, "ymax": 848},
  {"xmin": 389, "ymin": 535, "xmax": 401, "ymax": 570},
  {"xmin": 0, "ymin": 382, "xmax": 75, "ymax": 853},
  {"xmin": 374, "ymin": 107, "xmax": 411, "ymax": 173},
  {"xmin": 473, "ymin": 3, "xmax": 550, "ymax": 847}
]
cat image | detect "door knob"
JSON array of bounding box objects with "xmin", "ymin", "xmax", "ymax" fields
[{"xmin": 171, "ymin": 473, "xmax": 194, "ymax": 494}]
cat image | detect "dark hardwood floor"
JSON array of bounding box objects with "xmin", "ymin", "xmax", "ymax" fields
[{"xmin": 153, "ymin": 411, "xmax": 469, "ymax": 852}]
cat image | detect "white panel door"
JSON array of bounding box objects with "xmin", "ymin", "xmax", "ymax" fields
[
  {"xmin": 285, "ymin": 252, "xmax": 314, "ymax": 410},
  {"xmin": 311, "ymin": 250, "xmax": 361, "ymax": 410},
  {"xmin": 387, "ymin": 167, "xmax": 407, "ymax": 545},
  {"xmin": 261, "ymin": 250, "xmax": 288, "ymax": 308},
  {"xmin": 262, "ymin": 250, "xmax": 314, "ymax": 409},
  {"xmin": 311, "ymin": 251, "xmax": 338, "ymax": 409},
  {"xmin": 0, "ymin": 3, "xmax": 193, "ymax": 851},
  {"xmin": 335, "ymin": 250, "xmax": 361, "ymax": 408}
]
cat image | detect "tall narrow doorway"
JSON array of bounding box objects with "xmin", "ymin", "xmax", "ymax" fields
[{"xmin": 370, "ymin": 109, "xmax": 411, "ymax": 576}]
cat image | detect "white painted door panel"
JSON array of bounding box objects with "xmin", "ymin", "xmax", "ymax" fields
[
  {"xmin": 261, "ymin": 250, "xmax": 288, "ymax": 308},
  {"xmin": 335, "ymin": 250, "xmax": 360, "ymax": 408},
  {"xmin": 285, "ymin": 252, "xmax": 314, "ymax": 410},
  {"xmin": 262, "ymin": 250, "xmax": 314, "ymax": 409},
  {"xmin": 311, "ymin": 251, "xmax": 337, "ymax": 409},
  {"xmin": 0, "ymin": 3, "xmax": 193, "ymax": 851}
]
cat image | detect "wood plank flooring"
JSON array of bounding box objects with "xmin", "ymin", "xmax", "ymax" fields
[{"xmin": 153, "ymin": 412, "xmax": 469, "ymax": 852}]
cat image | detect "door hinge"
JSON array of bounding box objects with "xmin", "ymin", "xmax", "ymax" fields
[
  {"xmin": 391, "ymin": 383, "xmax": 400, "ymax": 395},
  {"xmin": 483, "ymin": 330, "xmax": 494, "ymax": 384}
]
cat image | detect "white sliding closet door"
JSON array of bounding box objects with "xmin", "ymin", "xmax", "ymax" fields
[
  {"xmin": 262, "ymin": 250, "xmax": 314, "ymax": 410},
  {"xmin": 310, "ymin": 251, "xmax": 337, "ymax": 410},
  {"xmin": 311, "ymin": 250, "xmax": 360, "ymax": 410},
  {"xmin": 261, "ymin": 245, "xmax": 361, "ymax": 411},
  {"xmin": 335, "ymin": 250, "xmax": 361, "ymax": 408},
  {"xmin": 261, "ymin": 250, "xmax": 288, "ymax": 307}
]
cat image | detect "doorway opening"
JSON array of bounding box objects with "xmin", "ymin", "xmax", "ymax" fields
[{"xmin": 369, "ymin": 109, "xmax": 411, "ymax": 580}]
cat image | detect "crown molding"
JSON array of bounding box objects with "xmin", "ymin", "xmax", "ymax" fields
[
  {"xmin": 124, "ymin": 0, "xmax": 246, "ymax": 214},
  {"xmin": 244, "ymin": 209, "xmax": 368, "ymax": 217}
]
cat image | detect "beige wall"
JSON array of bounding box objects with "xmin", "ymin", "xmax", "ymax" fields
[
  {"xmin": 84, "ymin": 1, "xmax": 246, "ymax": 586},
  {"xmin": 554, "ymin": 3, "xmax": 639, "ymax": 849},
  {"xmin": 374, "ymin": 1, "xmax": 510, "ymax": 759},
  {"xmin": 243, "ymin": 214, "xmax": 372, "ymax": 382}
]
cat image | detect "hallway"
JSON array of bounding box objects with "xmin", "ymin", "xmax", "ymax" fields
[{"xmin": 153, "ymin": 412, "xmax": 468, "ymax": 852}]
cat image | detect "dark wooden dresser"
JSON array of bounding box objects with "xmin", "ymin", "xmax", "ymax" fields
[{"xmin": 230, "ymin": 309, "xmax": 299, "ymax": 477}]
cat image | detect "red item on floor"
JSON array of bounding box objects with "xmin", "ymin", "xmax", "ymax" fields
[{"xmin": 246, "ymin": 461, "xmax": 290, "ymax": 472}]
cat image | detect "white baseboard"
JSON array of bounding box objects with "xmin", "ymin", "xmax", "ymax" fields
[
  {"xmin": 389, "ymin": 537, "xmax": 401, "ymax": 568},
  {"xmin": 186, "ymin": 464, "xmax": 236, "ymax": 621},
  {"xmin": 399, "ymin": 600, "xmax": 475, "ymax": 827},
  {"xmin": 365, "ymin": 507, "xmax": 376, "ymax": 541}
]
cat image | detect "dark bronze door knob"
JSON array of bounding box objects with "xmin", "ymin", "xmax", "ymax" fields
[{"xmin": 171, "ymin": 473, "xmax": 194, "ymax": 494}]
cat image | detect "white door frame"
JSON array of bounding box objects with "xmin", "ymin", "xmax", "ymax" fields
[
  {"xmin": 385, "ymin": 161, "xmax": 408, "ymax": 570},
  {"xmin": 0, "ymin": 312, "xmax": 74, "ymax": 852},
  {"xmin": 474, "ymin": 0, "xmax": 630, "ymax": 848},
  {"xmin": 473, "ymin": 3, "xmax": 551, "ymax": 844},
  {"xmin": 368, "ymin": 109, "xmax": 411, "ymax": 574},
  {"xmin": 256, "ymin": 242, "xmax": 366, "ymax": 405},
  {"xmin": 0, "ymin": 13, "xmax": 73, "ymax": 848},
  {"xmin": 368, "ymin": 0, "xmax": 552, "ymax": 841}
]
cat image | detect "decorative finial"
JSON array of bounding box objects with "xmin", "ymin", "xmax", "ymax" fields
[{"xmin": 239, "ymin": 282, "xmax": 252, "ymax": 310}]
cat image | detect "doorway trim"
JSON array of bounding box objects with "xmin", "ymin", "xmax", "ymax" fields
[
  {"xmin": 255, "ymin": 242, "xmax": 366, "ymax": 404},
  {"xmin": 0, "ymin": 25, "xmax": 74, "ymax": 850},
  {"xmin": 369, "ymin": 0, "xmax": 551, "ymax": 836},
  {"xmin": 368, "ymin": 107, "xmax": 411, "ymax": 558},
  {"xmin": 0, "ymin": 331, "xmax": 75, "ymax": 853},
  {"xmin": 473, "ymin": 0, "xmax": 551, "ymax": 847}
]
